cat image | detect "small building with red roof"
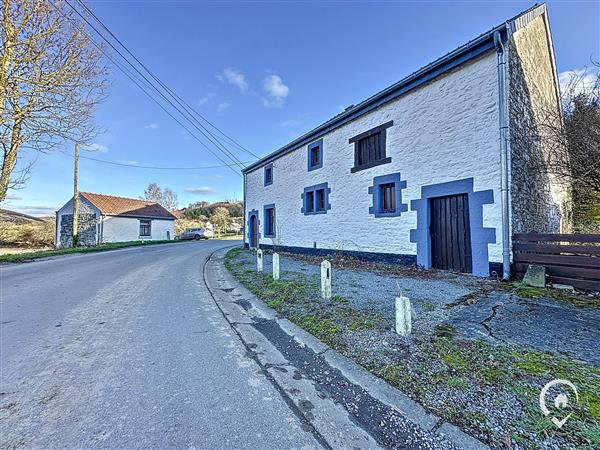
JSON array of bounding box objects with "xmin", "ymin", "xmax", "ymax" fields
[{"xmin": 55, "ymin": 192, "xmax": 176, "ymax": 247}]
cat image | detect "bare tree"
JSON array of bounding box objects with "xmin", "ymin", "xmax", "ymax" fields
[
  {"xmin": 161, "ymin": 187, "xmax": 178, "ymax": 211},
  {"xmin": 142, "ymin": 182, "xmax": 178, "ymax": 211},
  {"xmin": 544, "ymin": 67, "xmax": 600, "ymax": 192},
  {"xmin": 0, "ymin": 0, "xmax": 109, "ymax": 202},
  {"xmin": 513, "ymin": 63, "xmax": 600, "ymax": 231},
  {"xmin": 548, "ymin": 67, "xmax": 600, "ymax": 231},
  {"xmin": 143, "ymin": 182, "xmax": 162, "ymax": 203}
]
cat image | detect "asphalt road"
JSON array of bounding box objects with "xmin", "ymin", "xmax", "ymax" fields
[{"xmin": 0, "ymin": 241, "xmax": 322, "ymax": 449}]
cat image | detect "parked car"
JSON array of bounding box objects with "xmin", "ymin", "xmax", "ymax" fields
[{"xmin": 177, "ymin": 227, "xmax": 213, "ymax": 240}]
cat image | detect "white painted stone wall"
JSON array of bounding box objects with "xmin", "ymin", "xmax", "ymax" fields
[
  {"xmin": 245, "ymin": 51, "xmax": 505, "ymax": 263},
  {"xmin": 101, "ymin": 216, "xmax": 174, "ymax": 243}
]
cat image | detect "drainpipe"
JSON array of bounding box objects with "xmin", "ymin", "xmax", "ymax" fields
[
  {"xmin": 99, "ymin": 215, "xmax": 105, "ymax": 245},
  {"xmin": 494, "ymin": 30, "xmax": 511, "ymax": 280}
]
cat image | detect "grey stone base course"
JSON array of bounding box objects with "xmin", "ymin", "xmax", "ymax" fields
[{"xmin": 207, "ymin": 246, "xmax": 489, "ymax": 450}]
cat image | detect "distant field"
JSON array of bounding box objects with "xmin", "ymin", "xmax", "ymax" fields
[{"xmin": 0, "ymin": 219, "xmax": 55, "ymax": 249}]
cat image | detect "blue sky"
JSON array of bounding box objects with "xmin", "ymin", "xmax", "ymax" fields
[{"xmin": 4, "ymin": 0, "xmax": 599, "ymax": 216}]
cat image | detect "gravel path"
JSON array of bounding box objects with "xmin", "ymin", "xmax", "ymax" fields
[{"xmin": 242, "ymin": 250, "xmax": 600, "ymax": 365}]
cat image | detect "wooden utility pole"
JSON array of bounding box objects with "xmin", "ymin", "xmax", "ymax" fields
[{"xmin": 72, "ymin": 142, "xmax": 79, "ymax": 247}]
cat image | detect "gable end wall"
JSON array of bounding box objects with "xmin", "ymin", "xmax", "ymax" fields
[{"xmin": 508, "ymin": 14, "xmax": 571, "ymax": 233}]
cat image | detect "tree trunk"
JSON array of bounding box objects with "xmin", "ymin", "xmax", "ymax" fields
[
  {"xmin": 0, "ymin": 1, "xmax": 14, "ymax": 126},
  {"xmin": 0, "ymin": 120, "xmax": 21, "ymax": 202}
]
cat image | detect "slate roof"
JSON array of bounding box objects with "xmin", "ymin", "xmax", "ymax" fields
[{"xmin": 80, "ymin": 192, "xmax": 176, "ymax": 219}]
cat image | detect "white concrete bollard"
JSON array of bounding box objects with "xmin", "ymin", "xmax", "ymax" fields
[
  {"xmin": 256, "ymin": 249, "xmax": 263, "ymax": 272},
  {"xmin": 395, "ymin": 296, "xmax": 412, "ymax": 336},
  {"xmin": 321, "ymin": 260, "xmax": 332, "ymax": 299},
  {"xmin": 272, "ymin": 252, "xmax": 280, "ymax": 280}
]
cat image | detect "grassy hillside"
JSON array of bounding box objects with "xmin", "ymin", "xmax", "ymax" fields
[{"xmin": 0, "ymin": 218, "xmax": 55, "ymax": 248}]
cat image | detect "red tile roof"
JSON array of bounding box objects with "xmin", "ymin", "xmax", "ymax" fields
[{"xmin": 80, "ymin": 192, "xmax": 176, "ymax": 219}]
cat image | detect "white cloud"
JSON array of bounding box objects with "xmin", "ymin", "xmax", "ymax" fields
[
  {"xmin": 558, "ymin": 68, "xmax": 598, "ymax": 97},
  {"xmin": 115, "ymin": 159, "xmax": 140, "ymax": 166},
  {"xmin": 217, "ymin": 102, "xmax": 230, "ymax": 112},
  {"xmin": 185, "ymin": 186, "xmax": 215, "ymax": 195},
  {"xmin": 83, "ymin": 143, "xmax": 108, "ymax": 153},
  {"xmin": 280, "ymin": 119, "xmax": 302, "ymax": 127},
  {"xmin": 144, "ymin": 123, "xmax": 159, "ymax": 130},
  {"xmin": 262, "ymin": 74, "xmax": 289, "ymax": 107},
  {"xmin": 4, "ymin": 195, "xmax": 22, "ymax": 201},
  {"xmin": 218, "ymin": 68, "xmax": 248, "ymax": 92},
  {"xmin": 198, "ymin": 92, "xmax": 216, "ymax": 105}
]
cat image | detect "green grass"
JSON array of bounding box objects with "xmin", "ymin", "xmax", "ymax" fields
[
  {"xmin": 216, "ymin": 234, "xmax": 243, "ymax": 240},
  {"xmin": 421, "ymin": 301, "xmax": 436, "ymax": 312},
  {"xmin": 0, "ymin": 239, "xmax": 183, "ymax": 262},
  {"xmin": 444, "ymin": 376, "xmax": 469, "ymax": 390},
  {"xmin": 289, "ymin": 314, "xmax": 341, "ymax": 340},
  {"xmin": 509, "ymin": 282, "xmax": 600, "ymax": 309},
  {"xmin": 331, "ymin": 295, "xmax": 349, "ymax": 304},
  {"xmin": 348, "ymin": 317, "xmax": 375, "ymax": 331}
]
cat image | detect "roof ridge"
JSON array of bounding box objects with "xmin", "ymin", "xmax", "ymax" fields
[{"xmin": 80, "ymin": 191, "xmax": 156, "ymax": 205}]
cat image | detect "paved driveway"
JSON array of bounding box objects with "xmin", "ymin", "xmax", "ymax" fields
[{"xmin": 0, "ymin": 241, "xmax": 321, "ymax": 448}]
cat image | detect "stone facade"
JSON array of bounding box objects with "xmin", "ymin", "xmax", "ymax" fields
[
  {"xmin": 56, "ymin": 197, "xmax": 100, "ymax": 247},
  {"xmin": 59, "ymin": 213, "xmax": 98, "ymax": 247},
  {"xmin": 508, "ymin": 14, "xmax": 570, "ymax": 233},
  {"xmin": 243, "ymin": 5, "xmax": 569, "ymax": 275},
  {"xmin": 245, "ymin": 51, "xmax": 504, "ymax": 271}
]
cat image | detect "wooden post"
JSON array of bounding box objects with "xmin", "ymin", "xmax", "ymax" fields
[
  {"xmin": 72, "ymin": 142, "xmax": 79, "ymax": 247},
  {"xmin": 321, "ymin": 260, "xmax": 332, "ymax": 299}
]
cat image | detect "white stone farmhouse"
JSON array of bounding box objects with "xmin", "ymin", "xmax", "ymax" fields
[
  {"xmin": 55, "ymin": 192, "xmax": 175, "ymax": 247},
  {"xmin": 243, "ymin": 4, "xmax": 569, "ymax": 277}
]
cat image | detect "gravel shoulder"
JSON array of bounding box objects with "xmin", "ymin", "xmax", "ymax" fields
[{"xmin": 225, "ymin": 248, "xmax": 600, "ymax": 450}]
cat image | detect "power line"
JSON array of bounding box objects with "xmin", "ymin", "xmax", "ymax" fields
[
  {"xmin": 74, "ymin": 0, "xmax": 260, "ymax": 161},
  {"xmin": 63, "ymin": 0, "xmax": 246, "ymax": 172},
  {"xmin": 68, "ymin": 151, "xmax": 251, "ymax": 170},
  {"xmin": 55, "ymin": 0, "xmax": 245, "ymax": 176},
  {"xmin": 68, "ymin": 0, "xmax": 249, "ymax": 170}
]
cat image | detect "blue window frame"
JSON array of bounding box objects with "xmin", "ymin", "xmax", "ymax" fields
[
  {"xmin": 301, "ymin": 182, "xmax": 331, "ymax": 215},
  {"xmin": 368, "ymin": 173, "xmax": 408, "ymax": 218},
  {"xmin": 307, "ymin": 139, "xmax": 323, "ymax": 171},
  {"xmin": 263, "ymin": 204, "xmax": 276, "ymax": 237},
  {"xmin": 264, "ymin": 163, "xmax": 273, "ymax": 186}
]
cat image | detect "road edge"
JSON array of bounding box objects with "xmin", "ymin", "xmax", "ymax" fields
[{"xmin": 205, "ymin": 246, "xmax": 489, "ymax": 450}]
